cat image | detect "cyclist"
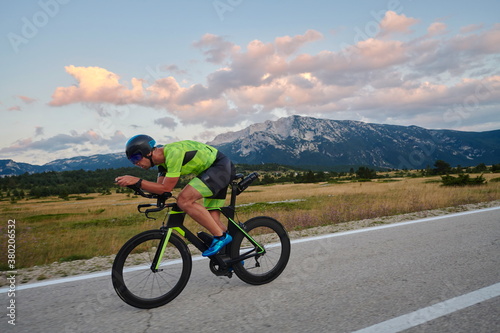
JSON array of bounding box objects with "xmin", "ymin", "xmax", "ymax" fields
[{"xmin": 115, "ymin": 135, "xmax": 235, "ymax": 256}]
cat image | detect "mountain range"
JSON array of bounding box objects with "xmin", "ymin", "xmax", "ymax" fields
[
  {"xmin": 0, "ymin": 153, "xmax": 130, "ymax": 177},
  {"xmin": 1, "ymin": 116, "xmax": 499, "ymax": 176},
  {"xmin": 207, "ymin": 116, "xmax": 500, "ymax": 170}
]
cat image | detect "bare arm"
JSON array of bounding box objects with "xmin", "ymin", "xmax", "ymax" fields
[{"xmin": 115, "ymin": 175, "xmax": 179, "ymax": 194}]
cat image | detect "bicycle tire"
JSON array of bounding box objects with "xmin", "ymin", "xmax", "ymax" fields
[
  {"xmin": 112, "ymin": 230, "xmax": 192, "ymax": 309},
  {"xmin": 230, "ymin": 216, "xmax": 290, "ymax": 285}
]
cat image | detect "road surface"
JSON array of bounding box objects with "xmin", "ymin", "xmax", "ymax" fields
[{"xmin": 1, "ymin": 207, "xmax": 499, "ymax": 332}]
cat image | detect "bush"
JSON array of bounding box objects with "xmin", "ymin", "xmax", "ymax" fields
[
  {"xmin": 356, "ymin": 166, "xmax": 377, "ymax": 179},
  {"xmin": 441, "ymin": 174, "xmax": 486, "ymax": 186}
]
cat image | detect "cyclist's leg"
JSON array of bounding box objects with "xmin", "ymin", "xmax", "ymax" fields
[
  {"xmin": 205, "ymin": 198, "xmax": 227, "ymax": 231},
  {"xmin": 190, "ymin": 151, "xmax": 235, "ymax": 234},
  {"xmin": 209, "ymin": 210, "xmax": 226, "ymax": 232},
  {"xmin": 177, "ymin": 184, "xmax": 224, "ymax": 236}
]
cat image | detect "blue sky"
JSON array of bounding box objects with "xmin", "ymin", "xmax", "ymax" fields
[{"xmin": 1, "ymin": 0, "xmax": 500, "ymax": 164}]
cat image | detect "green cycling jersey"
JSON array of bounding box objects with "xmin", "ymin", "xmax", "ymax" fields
[{"xmin": 158, "ymin": 140, "xmax": 219, "ymax": 178}]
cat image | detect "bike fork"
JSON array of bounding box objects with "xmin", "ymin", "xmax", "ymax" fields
[{"xmin": 150, "ymin": 228, "xmax": 173, "ymax": 272}]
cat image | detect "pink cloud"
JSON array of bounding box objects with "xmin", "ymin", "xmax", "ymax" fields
[
  {"xmin": 352, "ymin": 38, "xmax": 408, "ymax": 69},
  {"xmin": 427, "ymin": 22, "xmax": 447, "ymax": 36},
  {"xmin": 274, "ymin": 29, "xmax": 323, "ymax": 56},
  {"xmin": 18, "ymin": 95, "xmax": 37, "ymax": 104},
  {"xmin": 379, "ymin": 11, "xmax": 419, "ymax": 37},
  {"xmin": 145, "ymin": 76, "xmax": 182, "ymax": 105},
  {"xmin": 48, "ymin": 31, "xmax": 361, "ymax": 122},
  {"xmin": 47, "ymin": 26, "xmax": 500, "ymax": 129},
  {"xmin": 460, "ymin": 24, "xmax": 483, "ymax": 34},
  {"xmin": 451, "ymin": 23, "xmax": 500, "ymax": 54},
  {"xmin": 343, "ymin": 75, "xmax": 500, "ymax": 114},
  {"xmin": 225, "ymin": 73, "xmax": 357, "ymax": 115},
  {"xmin": 49, "ymin": 65, "xmax": 144, "ymax": 106}
]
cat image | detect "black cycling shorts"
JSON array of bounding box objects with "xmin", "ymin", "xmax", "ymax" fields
[{"xmin": 196, "ymin": 151, "xmax": 235, "ymax": 199}]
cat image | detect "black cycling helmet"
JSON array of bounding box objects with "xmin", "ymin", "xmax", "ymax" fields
[{"xmin": 125, "ymin": 134, "xmax": 156, "ymax": 165}]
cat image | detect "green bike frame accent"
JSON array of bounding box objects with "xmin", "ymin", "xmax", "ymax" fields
[
  {"xmin": 210, "ymin": 206, "xmax": 265, "ymax": 254},
  {"xmin": 154, "ymin": 228, "xmax": 173, "ymax": 270},
  {"xmin": 153, "ymin": 227, "xmax": 185, "ymax": 271},
  {"xmin": 227, "ymin": 215, "xmax": 265, "ymax": 254}
]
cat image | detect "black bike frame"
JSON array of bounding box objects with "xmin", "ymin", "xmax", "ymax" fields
[{"xmin": 150, "ymin": 180, "xmax": 265, "ymax": 272}]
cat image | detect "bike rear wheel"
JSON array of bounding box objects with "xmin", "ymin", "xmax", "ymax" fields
[
  {"xmin": 230, "ymin": 216, "xmax": 290, "ymax": 285},
  {"xmin": 112, "ymin": 230, "xmax": 192, "ymax": 309}
]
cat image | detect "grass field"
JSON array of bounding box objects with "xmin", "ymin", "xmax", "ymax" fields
[{"xmin": 1, "ymin": 173, "xmax": 499, "ymax": 269}]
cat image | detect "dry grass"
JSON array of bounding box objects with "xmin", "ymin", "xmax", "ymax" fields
[
  {"xmin": 239, "ymin": 175, "xmax": 500, "ymax": 228},
  {"xmin": 1, "ymin": 174, "xmax": 499, "ymax": 269}
]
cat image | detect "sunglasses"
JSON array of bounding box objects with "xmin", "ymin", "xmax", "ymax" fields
[{"xmin": 129, "ymin": 153, "xmax": 143, "ymax": 165}]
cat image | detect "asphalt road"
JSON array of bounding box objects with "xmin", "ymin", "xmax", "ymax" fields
[{"xmin": 2, "ymin": 207, "xmax": 499, "ymax": 333}]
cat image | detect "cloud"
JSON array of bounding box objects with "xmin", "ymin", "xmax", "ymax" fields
[
  {"xmin": 340, "ymin": 76, "xmax": 500, "ymax": 117},
  {"xmin": 450, "ymin": 23, "xmax": 500, "ymax": 54},
  {"xmin": 0, "ymin": 130, "xmax": 126, "ymax": 156},
  {"xmin": 154, "ymin": 116, "xmax": 177, "ymax": 129},
  {"xmin": 163, "ymin": 64, "xmax": 187, "ymax": 76},
  {"xmin": 6, "ymin": 96, "xmax": 36, "ymax": 112},
  {"xmin": 378, "ymin": 11, "xmax": 419, "ymax": 37},
  {"xmin": 427, "ymin": 22, "xmax": 447, "ymax": 36},
  {"xmin": 0, "ymin": 134, "xmax": 81, "ymax": 154},
  {"xmin": 35, "ymin": 126, "xmax": 44, "ymax": 136},
  {"xmin": 460, "ymin": 24, "xmax": 483, "ymax": 34},
  {"xmin": 49, "ymin": 65, "xmax": 144, "ymax": 106},
  {"xmin": 47, "ymin": 16, "xmax": 500, "ymax": 131},
  {"xmin": 18, "ymin": 95, "xmax": 37, "ymax": 104},
  {"xmin": 348, "ymin": 38, "xmax": 408, "ymax": 69},
  {"xmin": 193, "ymin": 34, "xmax": 240, "ymax": 64},
  {"xmin": 274, "ymin": 29, "xmax": 323, "ymax": 56}
]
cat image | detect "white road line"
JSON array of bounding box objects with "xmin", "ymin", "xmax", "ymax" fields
[
  {"xmin": 352, "ymin": 282, "xmax": 500, "ymax": 333},
  {"xmin": 1, "ymin": 271, "xmax": 111, "ymax": 293},
  {"xmin": 0, "ymin": 256, "xmax": 207, "ymax": 293},
  {"xmin": 1, "ymin": 206, "xmax": 499, "ymax": 293}
]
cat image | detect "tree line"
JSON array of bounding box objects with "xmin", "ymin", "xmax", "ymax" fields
[
  {"xmin": 422, "ymin": 160, "xmax": 499, "ymax": 176},
  {"xmin": 1, "ymin": 161, "xmax": 498, "ymax": 200},
  {"xmin": 0, "ymin": 168, "xmax": 156, "ymax": 200}
]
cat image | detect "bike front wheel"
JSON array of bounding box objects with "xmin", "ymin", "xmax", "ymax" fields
[
  {"xmin": 112, "ymin": 230, "xmax": 192, "ymax": 309},
  {"xmin": 230, "ymin": 216, "xmax": 291, "ymax": 285}
]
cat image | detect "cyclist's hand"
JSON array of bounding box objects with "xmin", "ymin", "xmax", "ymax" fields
[{"xmin": 115, "ymin": 175, "xmax": 140, "ymax": 187}]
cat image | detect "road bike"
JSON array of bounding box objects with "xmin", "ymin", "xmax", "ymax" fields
[{"xmin": 111, "ymin": 172, "xmax": 291, "ymax": 309}]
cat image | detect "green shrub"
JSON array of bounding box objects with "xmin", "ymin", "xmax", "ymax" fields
[{"xmin": 441, "ymin": 174, "xmax": 486, "ymax": 186}]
